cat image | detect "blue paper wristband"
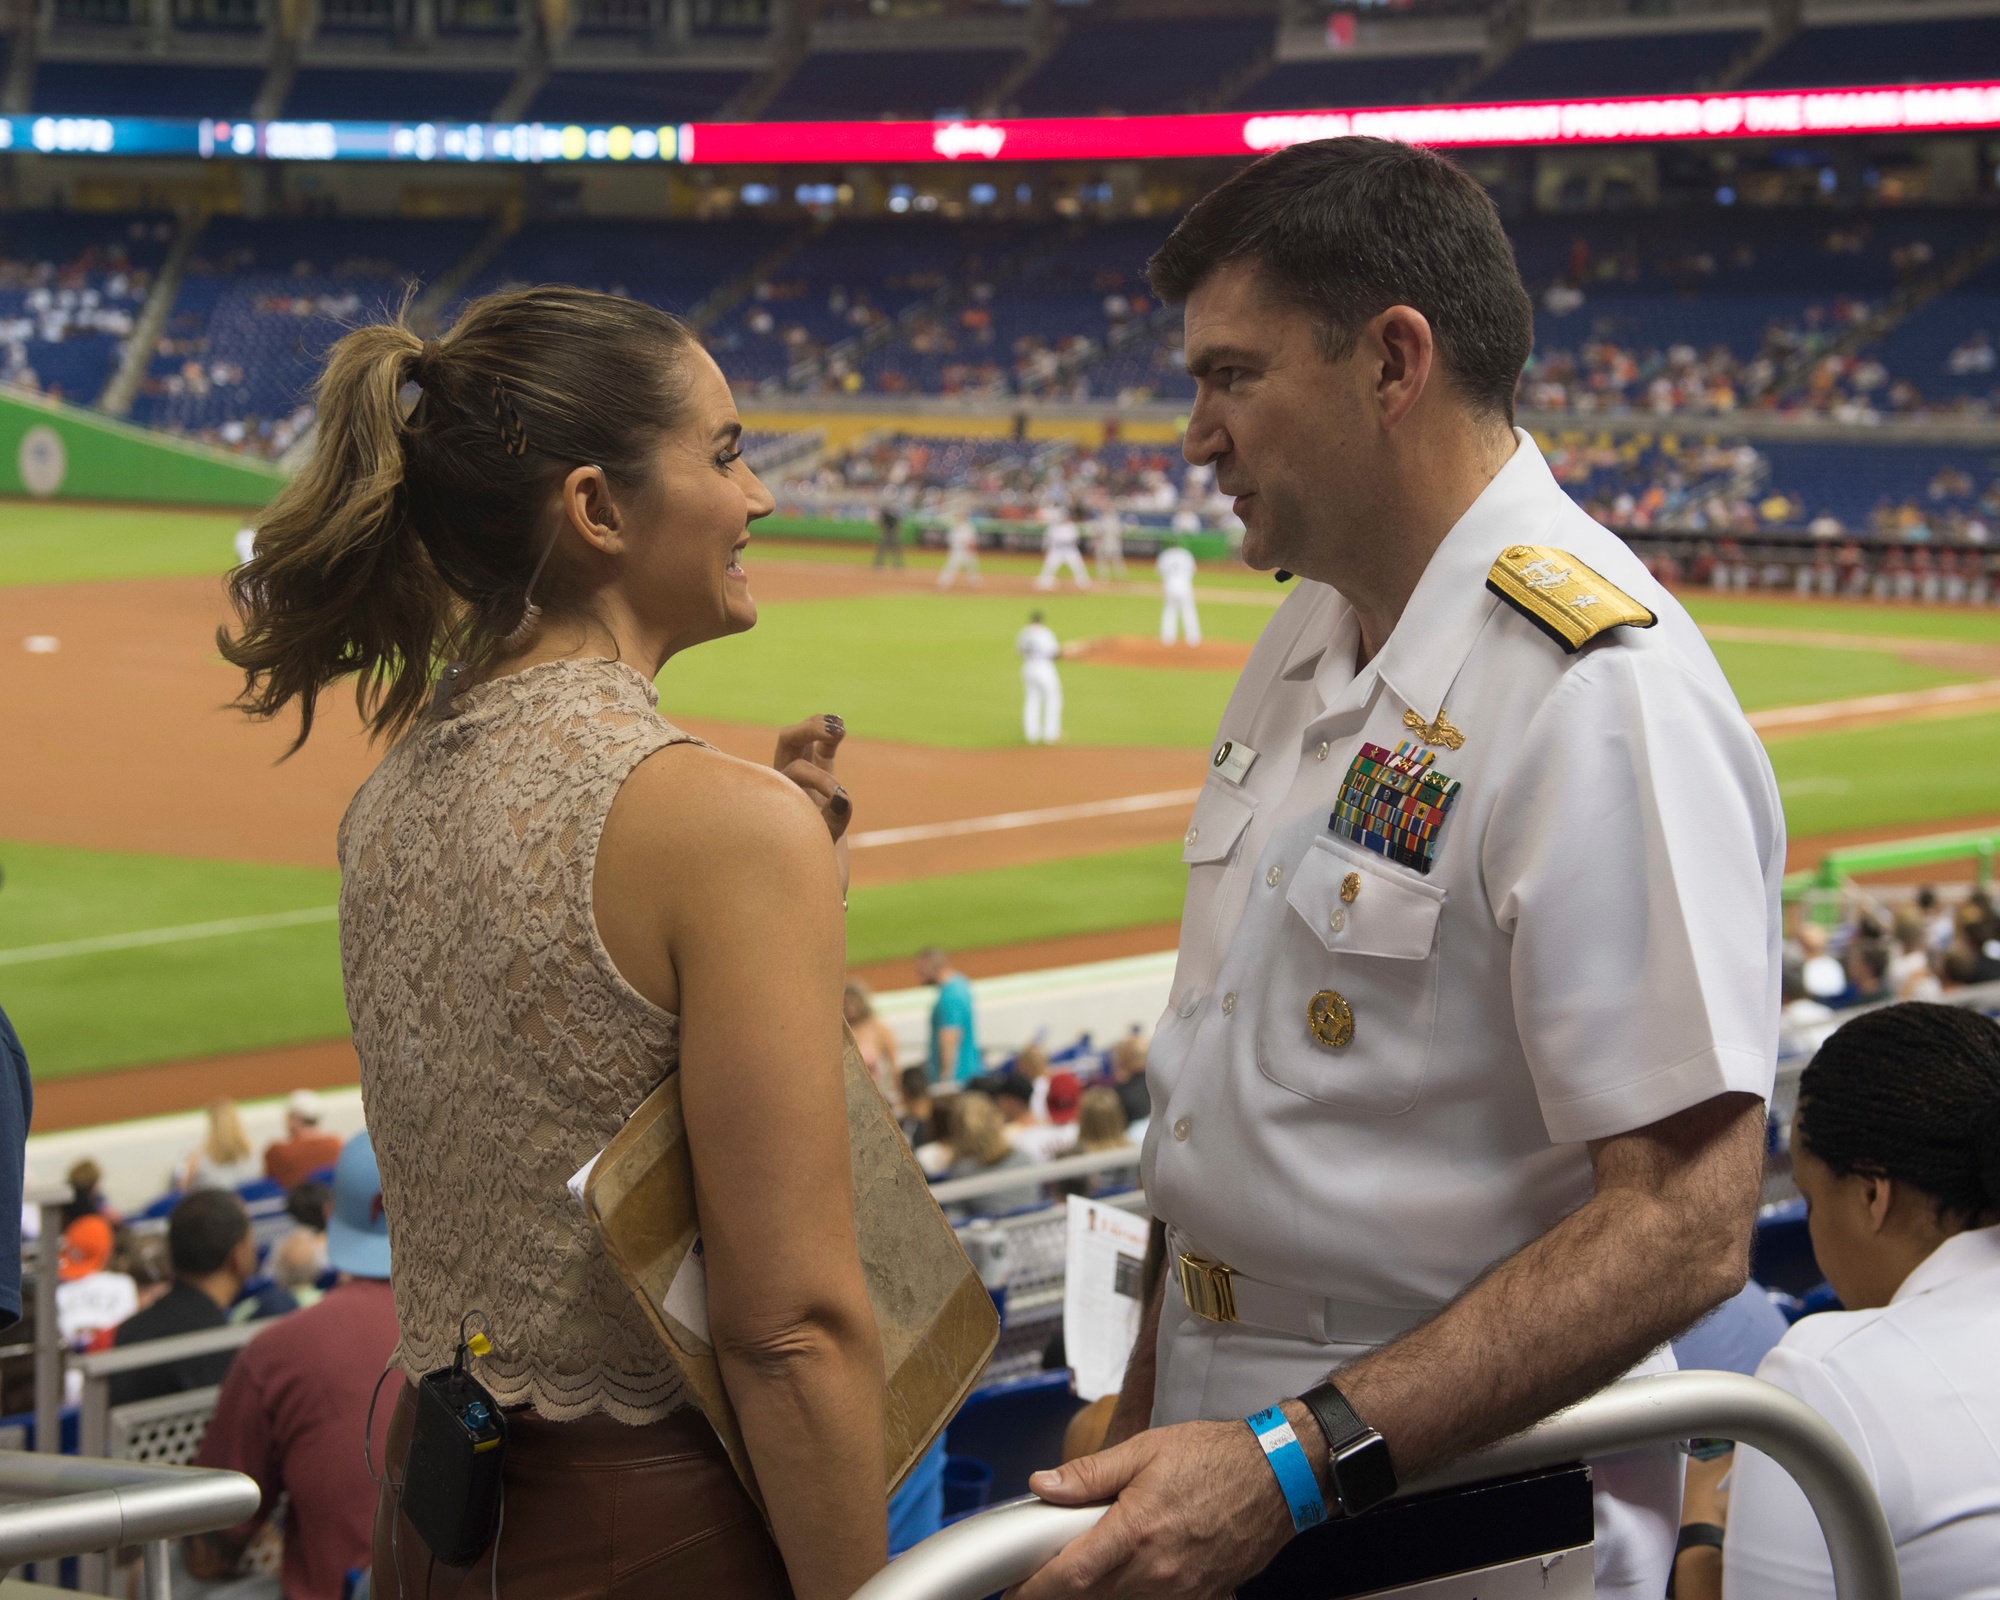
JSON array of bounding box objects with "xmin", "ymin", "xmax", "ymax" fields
[{"xmin": 1246, "ymin": 1406, "xmax": 1327, "ymax": 1533}]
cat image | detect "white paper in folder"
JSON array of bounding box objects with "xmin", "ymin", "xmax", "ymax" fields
[{"xmin": 1063, "ymin": 1195, "xmax": 1151, "ymax": 1402}]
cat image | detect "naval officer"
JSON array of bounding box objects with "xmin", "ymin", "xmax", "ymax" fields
[{"xmin": 1014, "ymin": 138, "xmax": 1783, "ymax": 1600}]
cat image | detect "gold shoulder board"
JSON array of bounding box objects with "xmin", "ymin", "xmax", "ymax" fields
[{"xmin": 1486, "ymin": 544, "xmax": 1657, "ymax": 654}]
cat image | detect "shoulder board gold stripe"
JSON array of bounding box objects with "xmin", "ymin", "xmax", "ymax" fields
[{"xmin": 1485, "ymin": 544, "xmax": 1657, "ymax": 654}]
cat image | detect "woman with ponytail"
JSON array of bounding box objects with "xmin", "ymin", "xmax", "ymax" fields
[
  {"xmin": 222, "ymin": 288, "xmax": 884, "ymax": 1600},
  {"xmin": 1672, "ymin": 1001, "xmax": 2000, "ymax": 1600}
]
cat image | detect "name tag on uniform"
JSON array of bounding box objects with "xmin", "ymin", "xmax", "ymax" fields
[{"xmin": 1212, "ymin": 739, "xmax": 1258, "ymax": 785}]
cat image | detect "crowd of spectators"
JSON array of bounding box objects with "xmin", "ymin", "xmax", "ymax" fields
[{"xmin": 1784, "ymin": 887, "xmax": 2000, "ymax": 1049}]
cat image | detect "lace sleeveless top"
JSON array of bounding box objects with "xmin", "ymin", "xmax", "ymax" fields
[{"xmin": 338, "ymin": 658, "xmax": 697, "ymax": 1424}]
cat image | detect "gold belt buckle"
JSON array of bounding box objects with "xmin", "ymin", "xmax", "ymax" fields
[{"xmin": 1176, "ymin": 1252, "xmax": 1239, "ymax": 1323}]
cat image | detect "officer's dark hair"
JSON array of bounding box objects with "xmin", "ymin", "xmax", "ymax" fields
[
  {"xmin": 168, "ymin": 1189, "xmax": 252, "ymax": 1278},
  {"xmin": 1797, "ymin": 1002, "xmax": 2000, "ymax": 1225},
  {"xmin": 1148, "ymin": 137, "xmax": 1534, "ymax": 424}
]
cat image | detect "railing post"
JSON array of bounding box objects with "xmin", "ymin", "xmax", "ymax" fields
[
  {"xmin": 141, "ymin": 1540, "xmax": 173, "ymax": 1600},
  {"xmin": 31, "ymin": 1193, "xmax": 66, "ymax": 1587}
]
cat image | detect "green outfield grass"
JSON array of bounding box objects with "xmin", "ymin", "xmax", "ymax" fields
[
  {"xmin": 0, "ymin": 839, "xmax": 345, "ymax": 1080},
  {"xmin": 1765, "ymin": 709, "xmax": 2000, "ymax": 839},
  {"xmin": 661, "ymin": 592, "xmax": 1267, "ymax": 748},
  {"xmin": 1707, "ymin": 641, "xmax": 1973, "ymax": 711},
  {"xmin": 0, "ymin": 502, "xmax": 246, "ymax": 587},
  {"xmin": 0, "ymin": 834, "xmax": 1184, "ymax": 1078}
]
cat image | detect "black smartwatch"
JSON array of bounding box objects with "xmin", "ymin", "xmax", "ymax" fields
[{"xmin": 1297, "ymin": 1381, "xmax": 1398, "ymax": 1517}]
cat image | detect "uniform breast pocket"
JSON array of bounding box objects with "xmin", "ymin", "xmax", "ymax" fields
[{"xmin": 1255, "ymin": 837, "xmax": 1444, "ymax": 1114}]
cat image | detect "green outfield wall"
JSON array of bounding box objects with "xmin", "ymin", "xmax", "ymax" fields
[{"xmin": 0, "ymin": 389, "xmax": 286, "ymax": 508}]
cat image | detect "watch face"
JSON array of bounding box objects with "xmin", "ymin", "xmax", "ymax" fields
[{"xmin": 1333, "ymin": 1432, "xmax": 1399, "ymax": 1517}]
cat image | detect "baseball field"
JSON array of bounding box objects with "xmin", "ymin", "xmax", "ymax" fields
[{"xmin": 5, "ymin": 498, "xmax": 2000, "ymax": 1127}]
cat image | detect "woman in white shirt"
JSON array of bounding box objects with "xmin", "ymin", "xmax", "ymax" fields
[{"xmin": 1680, "ymin": 1001, "xmax": 2000, "ymax": 1600}]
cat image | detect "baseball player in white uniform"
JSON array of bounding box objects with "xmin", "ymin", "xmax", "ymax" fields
[
  {"xmin": 1036, "ymin": 507, "xmax": 1091, "ymax": 590},
  {"xmin": 1017, "ymin": 611, "xmax": 1063, "ymax": 744},
  {"xmin": 1092, "ymin": 503, "xmax": 1127, "ymax": 580},
  {"xmin": 1156, "ymin": 542, "xmax": 1201, "ymax": 645},
  {"xmin": 938, "ymin": 511, "xmax": 981, "ymax": 590}
]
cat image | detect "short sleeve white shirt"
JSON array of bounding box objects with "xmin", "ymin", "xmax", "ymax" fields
[
  {"xmin": 1157, "ymin": 546, "xmax": 1197, "ymax": 590},
  {"xmin": 1045, "ymin": 519, "xmax": 1081, "ymax": 552},
  {"xmin": 947, "ymin": 519, "xmax": 978, "ymax": 554},
  {"xmin": 1723, "ymin": 1225, "xmax": 2000, "ymax": 1600},
  {"xmin": 1144, "ymin": 431, "xmax": 1783, "ymax": 1309},
  {"xmin": 1016, "ymin": 623, "xmax": 1060, "ymax": 667}
]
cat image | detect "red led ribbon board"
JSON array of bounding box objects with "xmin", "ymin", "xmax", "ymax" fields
[{"xmin": 680, "ymin": 80, "xmax": 2000, "ymax": 164}]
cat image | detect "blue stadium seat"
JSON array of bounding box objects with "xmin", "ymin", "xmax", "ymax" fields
[{"xmin": 944, "ymin": 1370, "xmax": 1080, "ymax": 1503}]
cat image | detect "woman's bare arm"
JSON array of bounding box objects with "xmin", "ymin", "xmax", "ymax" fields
[{"xmin": 599, "ymin": 747, "xmax": 887, "ymax": 1600}]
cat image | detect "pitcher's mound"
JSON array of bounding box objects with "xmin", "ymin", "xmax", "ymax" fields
[{"xmin": 1070, "ymin": 636, "xmax": 1252, "ymax": 671}]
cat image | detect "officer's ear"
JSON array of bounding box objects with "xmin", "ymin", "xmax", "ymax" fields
[{"xmin": 1366, "ymin": 305, "xmax": 1436, "ymax": 432}]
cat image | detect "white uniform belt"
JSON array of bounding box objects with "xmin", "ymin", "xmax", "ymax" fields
[{"xmin": 1168, "ymin": 1227, "xmax": 1434, "ymax": 1347}]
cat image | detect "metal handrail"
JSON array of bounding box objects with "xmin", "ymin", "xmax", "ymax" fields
[
  {"xmin": 930, "ymin": 1146, "xmax": 1140, "ymax": 1206},
  {"xmin": 0, "ymin": 1449, "xmax": 260, "ymax": 1600},
  {"xmin": 850, "ymin": 1370, "xmax": 1902, "ymax": 1600}
]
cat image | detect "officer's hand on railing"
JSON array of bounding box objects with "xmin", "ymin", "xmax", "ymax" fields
[{"xmin": 1002, "ymin": 1419, "xmax": 1295, "ymax": 1600}]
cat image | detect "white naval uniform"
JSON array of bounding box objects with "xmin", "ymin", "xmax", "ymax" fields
[
  {"xmin": 1157, "ymin": 544, "xmax": 1201, "ymax": 645},
  {"xmin": 1142, "ymin": 433, "xmax": 1784, "ymax": 1599},
  {"xmin": 1017, "ymin": 621, "xmax": 1063, "ymax": 743},
  {"xmin": 1037, "ymin": 518, "xmax": 1091, "ymax": 589},
  {"xmin": 1723, "ymin": 1224, "xmax": 2000, "ymax": 1600},
  {"xmin": 939, "ymin": 517, "xmax": 981, "ymax": 589}
]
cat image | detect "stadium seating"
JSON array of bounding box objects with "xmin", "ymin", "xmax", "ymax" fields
[
  {"xmin": 1011, "ymin": 16, "xmax": 1272, "ymax": 114},
  {"xmin": 765, "ymin": 48, "xmax": 1018, "ymax": 119},
  {"xmin": 1236, "ymin": 53, "xmax": 1479, "ymax": 110},
  {"xmin": 1472, "ymin": 29, "xmax": 1757, "ymax": 100},
  {"xmin": 0, "ymin": 213, "xmax": 169, "ymax": 406},
  {"xmin": 32, "ymin": 61, "xmax": 264, "ymax": 117},
  {"xmin": 524, "ymin": 67, "xmax": 752, "ymax": 124},
  {"xmin": 1744, "ymin": 16, "xmax": 2000, "ymax": 89},
  {"xmin": 127, "ymin": 215, "xmax": 486, "ymax": 450},
  {"xmin": 282, "ymin": 66, "xmax": 515, "ymax": 120}
]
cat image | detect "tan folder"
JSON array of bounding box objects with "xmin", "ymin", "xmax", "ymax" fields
[{"xmin": 582, "ymin": 1029, "xmax": 1000, "ymax": 1514}]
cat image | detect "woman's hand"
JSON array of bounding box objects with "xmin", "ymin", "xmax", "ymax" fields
[{"xmin": 773, "ymin": 715, "xmax": 851, "ymax": 843}]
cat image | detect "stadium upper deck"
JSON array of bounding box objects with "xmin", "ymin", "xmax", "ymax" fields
[{"xmin": 7, "ymin": 0, "xmax": 2000, "ymax": 126}]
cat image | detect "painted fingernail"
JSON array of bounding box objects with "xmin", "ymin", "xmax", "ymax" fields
[
  {"xmin": 831, "ymin": 788, "xmax": 851, "ymax": 814},
  {"xmin": 824, "ymin": 715, "xmax": 845, "ymax": 736}
]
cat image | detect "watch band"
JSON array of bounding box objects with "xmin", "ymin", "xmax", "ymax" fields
[
  {"xmin": 1299, "ymin": 1380, "xmax": 1369, "ymax": 1453},
  {"xmin": 1298, "ymin": 1380, "xmax": 1399, "ymax": 1518}
]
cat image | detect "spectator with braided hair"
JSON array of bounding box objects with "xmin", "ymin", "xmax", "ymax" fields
[{"xmin": 1679, "ymin": 1003, "xmax": 2000, "ymax": 1600}]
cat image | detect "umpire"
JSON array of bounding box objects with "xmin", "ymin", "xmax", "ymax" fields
[{"xmin": 1015, "ymin": 139, "xmax": 1783, "ymax": 1599}]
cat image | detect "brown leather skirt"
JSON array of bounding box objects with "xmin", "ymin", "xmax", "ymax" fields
[{"xmin": 372, "ymin": 1383, "xmax": 794, "ymax": 1600}]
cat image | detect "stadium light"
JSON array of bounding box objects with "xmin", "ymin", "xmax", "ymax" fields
[{"xmin": 0, "ymin": 80, "xmax": 1994, "ymax": 164}]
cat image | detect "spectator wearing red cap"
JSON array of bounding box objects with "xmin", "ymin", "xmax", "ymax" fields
[
  {"xmin": 188, "ymin": 1133, "xmax": 397, "ymax": 1600},
  {"xmin": 264, "ymin": 1090, "xmax": 344, "ymax": 1191},
  {"xmin": 1045, "ymin": 1072, "xmax": 1083, "ymax": 1127}
]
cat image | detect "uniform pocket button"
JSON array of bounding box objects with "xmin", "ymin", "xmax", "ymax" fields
[
  {"xmin": 1220, "ymin": 991, "xmax": 1237, "ymax": 1015},
  {"xmin": 1185, "ymin": 826, "xmax": 1199, "ymax": 846},
  {"xmin": 1329, "ymin": 909, "xmax": 1346, "ymax": 933},
  {"xmin": 1315, "ymin": 740, "xmax": 1330, "ymax": 762},
  {"xmin": 1265, "ymin": 865, "xmax": 1282, "ymax": 887},
  {"xmin": 1172, "ymin": 1117, "xmax": 1192, "ymax": 1142}
]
